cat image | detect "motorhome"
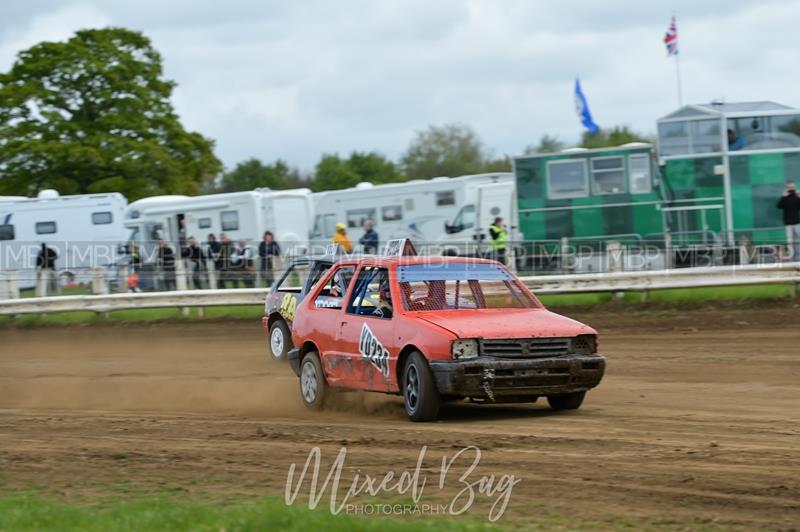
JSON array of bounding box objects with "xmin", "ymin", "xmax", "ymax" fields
[
  {"xmin": 310, "ymin": 173, "xmax": 515, "ymax": 255},
  {"xmin": 124, "ymin": 188, "xmax": 313, "ymax": 261},
  {"xmin": 0, "ymin": 190, "xmax": 128, "ymax": 288}
]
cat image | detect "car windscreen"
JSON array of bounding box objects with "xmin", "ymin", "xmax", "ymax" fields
[{"xmin": 397, "ymin": 263, "xmax": 538, "ymax": 311}]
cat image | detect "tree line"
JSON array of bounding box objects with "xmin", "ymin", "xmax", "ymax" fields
[{"xmin": 0, "ymin": 28, "xmax": 649, "ymax": 200}]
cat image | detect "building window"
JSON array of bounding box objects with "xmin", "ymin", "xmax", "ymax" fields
[
  {"xmin": 382, "ymin": 205, "xmax": 403, "ymax": 222},
  {"xmin": 591, "ymin": 156, "xmax": 626, "ymax": 195},
  {"xmin": 546, "ymin": 159, "xmax": 589, "ymax": 199},
  {"xmin": 436, "ymin": 191, "xmax": 455, "ymax": 206},
  {"xmin": 91, "ymin": 211, "xmax": 113, "ymax": 225},
  {"xmin": 657, "ymin": 119, "xmax": 722, "ymax": 156},
  {"xmin": 35, "ymin": 221, "xmax": 57, "ymax": 235},
  {"xmin": 0, "ymin": 224, "xmax": 14, "ymax": 241},
  {"xmin": 727, "ymin": 114, "xmax": 800, "ymax": 151},
  {"xmin": 629, "ymin": 154, "xmax": 652, "ymax": 194},
  {"xmin": 221, "ymin": 210, "xmax": 239, "ymax": 231},
  {"xmin": 346, "ymin": 208, "xmax": 376, "ymax": 229},
  {"xmin": 198, "ymin": 217, "xmax": 212, "ymax": 229}
]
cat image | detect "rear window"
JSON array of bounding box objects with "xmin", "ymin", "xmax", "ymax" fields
[{"xmin": 398, "ymin": 263, "xmax": 538, "ymax": 311}]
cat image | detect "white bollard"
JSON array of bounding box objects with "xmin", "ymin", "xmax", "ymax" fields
[
  {"xmin": 92, "ymin": 268, "xmax": 108, "ymax": 295},
  {"xmin": 606, "ymin": 241, "xmax": 624, "ymax": 273},
  {"xmin": 175, "ymin": 258, "xmax": 188, "ymax": 291},
  {"xmin": 116, "ymin": 264, "xmax": 128, "ymax": 293},
  {"xmin": 206, "ymin": 259, "xmax": 217, "ymax": 289},
  {"xmin": 7, "ymin": 270, "xmax": 19, "ymax": 299},
  {"xmin": 35, "ymin": 270, "xmax": 47, "ymax": 297}
]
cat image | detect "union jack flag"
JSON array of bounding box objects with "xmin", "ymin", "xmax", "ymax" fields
[{"xmin": 664, "ymin": 16, "xmax": 678, "ymax": 56}]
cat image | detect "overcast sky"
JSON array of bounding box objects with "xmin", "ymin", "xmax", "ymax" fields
[{"xmin": 2, "ymin": 0, "xmax": 799, "ymax": 172}]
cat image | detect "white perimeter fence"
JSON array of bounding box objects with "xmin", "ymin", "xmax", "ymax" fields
[{"xmin": 0, "ymin": 263, "xmax": 798, "ymax": 316}]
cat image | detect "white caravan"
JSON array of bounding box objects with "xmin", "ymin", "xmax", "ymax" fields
[
  {"xmin": 310, "ymin": 173, "xmax": 515, "ymax": 255},
  {"xmin": 124, "ymin": 189, "xmax": 313, "ymax": 260},
  {"xmin": 0, "ymin": 190, "xmax": 128, "ymax": 288}
]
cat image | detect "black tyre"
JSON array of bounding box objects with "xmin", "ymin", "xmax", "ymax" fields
[
  {"xmin": 299, "ymin": 352, "xmax": 327, "ymax": 410},
  {"xmin": 402, "ymin": 352, "xmax": 440, "ymax": 422},
  {"xmin": 268, "ymin": 320, "xmax": 292, "ymax": 361},
  {"xmin": 547, "ymin": 391, "xmax": 586, "ymax": 411}
]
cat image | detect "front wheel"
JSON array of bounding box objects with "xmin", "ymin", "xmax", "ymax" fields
[
  {"xmin": 547, "ymin": 391, "xmax": 586, "ymax": 411},
  {"xmin": 299, "ymin": 352, "xmax": 327, "ymax": 410},
  {"xmin": 268, "ymin": 320, "xmax": 292, "ymax": 361},
  {"xmin": 403, "ymin": 352, "xmax": 440, "ymax": 422}
]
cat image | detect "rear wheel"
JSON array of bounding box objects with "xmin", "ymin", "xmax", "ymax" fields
[
  {"xmin": 547, "ymin": 391, "xmax": 585, "ymax": 411},
  {"xmin": 299, "ymin": 352, "xmax": 327, "ymax": 410},
  {"xmin": 403, "ymin": 352, "xmax": 440, "ymax": 422},
  {"xmin": 268, "ymin": 320, "xmax": 292, "ymax": 361}
]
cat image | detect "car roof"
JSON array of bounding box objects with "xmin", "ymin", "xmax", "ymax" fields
[
  {"xmin": 289, "ymin": 254, "xmax": 338, "ymax": 265},
  {"xmin": 334, "ymin": 255, "xmax": 501, "ymax": 267}
]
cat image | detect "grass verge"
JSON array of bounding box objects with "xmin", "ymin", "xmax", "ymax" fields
[
  {"xmin": 0, "ymin": 494, "xmax": 501, "ymax": 532},
  {"xmin": 538, "ymin": 283, "xmax": 794, "ymax": 307},
  {"xmin": 0, "ymin": 283, "xmax": 795, "ymax": 327}
]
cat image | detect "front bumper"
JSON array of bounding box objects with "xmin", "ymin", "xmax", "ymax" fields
[{"xmin": 429, "ymin": 355, "xmax": 606, "ymax": 401}]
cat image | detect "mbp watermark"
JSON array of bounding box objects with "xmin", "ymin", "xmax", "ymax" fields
[{"xmin": 285, "ymin": 445, "xmax": 520, "ymax": 522}]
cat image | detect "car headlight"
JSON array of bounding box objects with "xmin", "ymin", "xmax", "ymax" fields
[
  {"xmin": 451, "ymin": 339, "xmax": 479, "ymax": 360},
  {"xmin": 571, "ymin": 334, "xmax": 597, "ymax": 355}
]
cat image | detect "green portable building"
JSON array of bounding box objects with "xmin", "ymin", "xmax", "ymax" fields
[{"xmin": 513, "ymin": 101, "xmax": 800, "ymax": 270}]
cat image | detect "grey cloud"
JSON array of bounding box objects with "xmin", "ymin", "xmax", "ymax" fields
[{"xmin": 1, "ymin": 0, "xmax": 799, "ymax": 171}]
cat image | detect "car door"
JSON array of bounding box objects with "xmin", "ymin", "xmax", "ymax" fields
[
  {"xmin": 308, "ymin": 264, "xmax": 356, "ymax": 386},
  {"xmin": 336, "ymin": 265, "xmax": 396, "ymax": 392}
]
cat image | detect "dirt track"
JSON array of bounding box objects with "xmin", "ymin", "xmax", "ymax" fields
[{"xmin": 1, "ymin": 304, "xmax": 799, "ymax": 529}]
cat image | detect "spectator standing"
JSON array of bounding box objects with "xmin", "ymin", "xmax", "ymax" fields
[
  {"xmin": 332, "ymin": 223, "xmax": 353, "ymax": 253},
  {"xmin": 777, "ymin": 180, "xmax": 800, "ymax": 261},
  {"xmin": 206, "ymin": 233, "xmax": 222, "ymax": 285},
  {"xmin": 127, "ymin": 242, "xmax": 142, "ymax": 292},
  {"xmin": 231, "ymin": 239, "xmax": 256, "ymax": 288},
  {"xmin": 217, "ymin": 233, "xmax": 234, "ymax": 288},
  {"xmin": 181, "ymin": 236, "xmax": 205, "ymax": 289},
  {"xmin": 359, "ymin": 220, "xmax": 379, "ymax": 254},
  {"xmin": 258, "ymin": 231, "xmax": 281, "ymax": 286},
  {"xmin": 488, "ymin": 217, "xmax": 508, "ymax": 265},
  {"xmin": 156, "ymin": 239, "xmax": 176, "ymax": 290},
  {"xmin": 129, "ymin": 242, "xmax": 142, "ymax": 273},
  {"xmin": 35, "ymin": 243, "xmax": 59, "ymax": 295}
]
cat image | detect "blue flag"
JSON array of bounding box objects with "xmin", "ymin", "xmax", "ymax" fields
[{"xmin": 574, "ymin": 78, "xmax": 599, "ymax": 134}]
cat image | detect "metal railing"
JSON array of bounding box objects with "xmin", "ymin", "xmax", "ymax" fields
[
  {"xmin": 2, "ymin": 233, "xmax": 799, "ymax": 300},
  {"xmin": 1, "ymin": 262, "xmax": 797, "ymax": 316}
]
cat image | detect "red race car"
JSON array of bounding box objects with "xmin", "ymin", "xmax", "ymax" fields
[{"xmin": 287, "ymin": 247, "xmax": 606, "ymax": 422}]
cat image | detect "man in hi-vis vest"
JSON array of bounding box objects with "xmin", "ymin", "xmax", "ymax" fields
[{"xmin": 488, "ymin": 216, "xmax": 508, "ymax": 265}]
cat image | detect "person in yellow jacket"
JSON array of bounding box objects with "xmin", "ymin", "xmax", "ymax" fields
[
  {"xmin": 488, "ymin": 216, "xmax": 508, "ymax": 265},
  {"xmin": 332, "ymin": 223, "xmax": 353, "ymax": 253}
]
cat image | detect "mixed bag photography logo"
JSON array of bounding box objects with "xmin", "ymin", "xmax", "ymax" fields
[{"xmin": 285, "ymin": 445, "xmax": 520, "ymax": 522}]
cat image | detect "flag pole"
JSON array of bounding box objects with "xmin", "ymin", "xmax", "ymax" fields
[{"xmin": 675, "ymin": 53, "xmax": 683, "ymax": 107}]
